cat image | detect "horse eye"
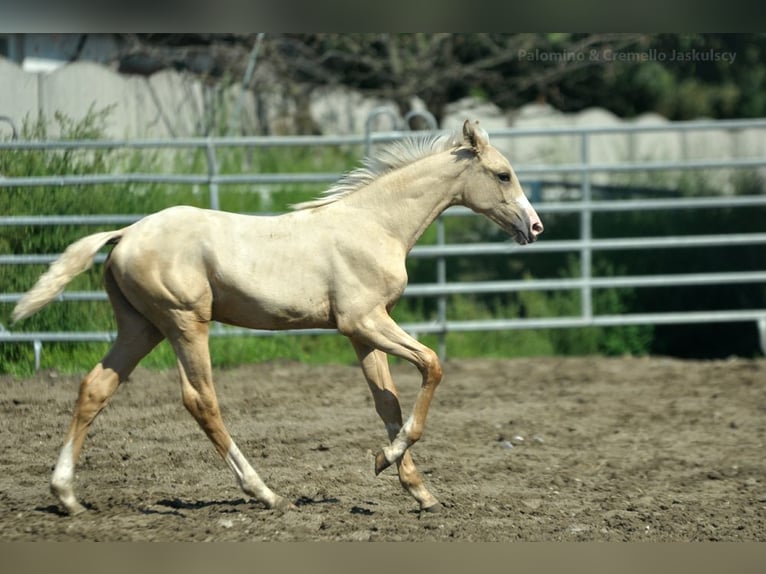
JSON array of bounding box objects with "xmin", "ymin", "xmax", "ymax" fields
[{"xmin": 498, "ymin": 172, "xmax": 511, "ymax": 183}]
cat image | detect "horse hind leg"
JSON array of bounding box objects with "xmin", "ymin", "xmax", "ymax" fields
[
  {"xmin": 166, "ymin": 316, "xmax": 291, "ymax": 510},
  {"xmin": 351, "ymin": 341, "xmax": 441, "ymax": 512},
  {"xmin": 51, "ymin": 270, "xmax": 164, "ymax": 515}
]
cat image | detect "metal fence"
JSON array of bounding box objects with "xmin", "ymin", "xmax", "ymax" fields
[{"xmin": 2, "ymin": 111, "xmax": 766, "ymax": 368}]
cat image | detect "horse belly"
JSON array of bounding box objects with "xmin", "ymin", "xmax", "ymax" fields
[{"xmin": 210, "ymin": 276, "xmax": 334, "ymax": 331}]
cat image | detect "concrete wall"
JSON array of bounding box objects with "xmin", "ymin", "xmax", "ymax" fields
[
  {"xmin": 443, "ymin": 97, "xmax": 723, "ymax": 165},
  {"xmin": 0, "ymin": 58, "xmax": 38, "ymax": 136},
  {"xmin": 0, "ymin": 59, "xmax": 256, "ymax": 139},
  {"xmin": 441, "ymin": 96, "xmax": 766, "ymax": 192}
]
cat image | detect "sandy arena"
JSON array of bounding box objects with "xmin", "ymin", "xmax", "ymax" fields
[{"xmin": 0, "ymin": 356, "xmax": 764, "ymax": 541}]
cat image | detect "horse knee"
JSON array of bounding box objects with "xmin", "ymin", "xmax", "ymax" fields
[{"xmin": 419, "ymin": 348, "xmax": 443, "ymax": 386}]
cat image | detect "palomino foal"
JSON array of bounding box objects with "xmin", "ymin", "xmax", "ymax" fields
[{"xmin": 13, "ymin": 120, "xmax": 542, "ymax": 515}]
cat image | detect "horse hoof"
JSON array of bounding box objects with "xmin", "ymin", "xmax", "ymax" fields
[
  {"xmin": 421, "ymin": 501, "xmax": 442, "ymax": 514},
  {"xmin": 65, "ymin": 502, "xmax": 88, "ymax": 516},
  {"xmin": 270, "ymin": 496, "xmax": 298, "ymax": 512},
  {"xmin": 374, "ymin": 451, "xmax": 392, "ymax": 475}
]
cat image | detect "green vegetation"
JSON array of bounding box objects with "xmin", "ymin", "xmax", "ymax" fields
[
  {"xmin": 2, "ymin": 108, "xmax": 765, "ymax": 376},
  {"xmin": 0, "ymin": 109, "xmax": 361, "ymax": 375}
]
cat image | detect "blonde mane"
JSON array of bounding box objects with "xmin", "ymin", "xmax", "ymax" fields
[{"xmin": 291, "ymin": 131, "xmax": 461, "ymax": 210}]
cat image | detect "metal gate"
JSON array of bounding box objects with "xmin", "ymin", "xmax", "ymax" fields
[{"xmin": 2, "ymin": 110, "xmax": 766, "ymax": 369}]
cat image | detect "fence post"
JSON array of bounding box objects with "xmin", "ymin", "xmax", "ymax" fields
[
  {"xmin": 403, "ymin": 109, "xmax": 438, "ymax": 131},
  {"xmin": 205, "ymin": 138, "xmax": 220, "ymax": 210},
  {"xmin": 0, "ymin": 115, "xmax": 18, "ymax": 140},
  {"xmin": 436, "ymin": 216, "xmax": 447, "ymax": 360},
  {"xmin": 364, "ymin": 107, "xmax": 402, "ymax": 157},
  {"xmin": 580, "ymin": 132, "xmax": 593, "ymax": 321}
]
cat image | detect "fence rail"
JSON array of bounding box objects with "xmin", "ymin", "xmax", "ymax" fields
[{"xmin": 2, "ymin": 112, "xmax": 766, "ymax": 368}]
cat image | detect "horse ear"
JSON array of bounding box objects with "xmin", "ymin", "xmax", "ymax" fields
[{"xmin": 462, "ymin": 119, "xmax": 489, "ymax": 154}]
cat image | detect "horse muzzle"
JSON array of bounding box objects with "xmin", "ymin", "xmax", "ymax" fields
[{"xmin": 511, "ymin": 207, "xmax": 543, "ymax": 245}]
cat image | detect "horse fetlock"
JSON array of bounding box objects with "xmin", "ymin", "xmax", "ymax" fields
[
  {"xmin": 51, "ymin": 481, "xmax": 87, "ymax": 515},
  {"xmin": 374, "ymin": 450, "xmax": 393, "ymax": 475},
  {"xmin": 239, "ymin": 478, "xmax": 278, "ymax": 507},
  {"xmin": 376, "ymin": 423, "xmax": 416, "ymax": 475}
]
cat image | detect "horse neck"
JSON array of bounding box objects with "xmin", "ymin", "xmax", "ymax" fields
[{"xmin": 341, "ymin": 152, "xmax": 463, "ymax": 252}]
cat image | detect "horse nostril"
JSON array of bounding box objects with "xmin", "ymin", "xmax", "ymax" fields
[{"xmin": 532, "ymin": 221, "xmax": 544, "ymax": 235}]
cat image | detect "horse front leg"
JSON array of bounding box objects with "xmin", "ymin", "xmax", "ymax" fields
[
  {"xmin": 343, "ymin": 308, "xmax": 444, "ymax": 508},
  {"xmin": 351, "ymin": 341, "xmax": 441, "ymax": 512},
  {"xmin": 373, "ymin": 342, "xmax": 441, "ymax": 478}
]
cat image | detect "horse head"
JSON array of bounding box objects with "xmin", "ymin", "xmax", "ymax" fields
[{"xmin": 456, "ymin": 120, "xmax": 543, "ymax": 245}]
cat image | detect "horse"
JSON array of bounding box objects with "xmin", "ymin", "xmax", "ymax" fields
[{"xmin": 12, "ymin": 120, "xmax": 543, "ymax": 515}]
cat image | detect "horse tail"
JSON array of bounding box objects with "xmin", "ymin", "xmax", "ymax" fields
[{"xmin": 12, "ymin": 229, "xmax": 124, "ymax": 323}]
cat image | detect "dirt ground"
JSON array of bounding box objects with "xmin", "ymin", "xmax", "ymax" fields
[{"xmin": 0, "ymin": 356, "xmax": 764, "ymax": 541}]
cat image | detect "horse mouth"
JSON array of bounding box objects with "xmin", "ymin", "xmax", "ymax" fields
[
  {"xmin": 484, "ymin": 209, "xmax": 537, "ymax": 245},
  {"xmin": 512, "ymin": 228, "xmax": 535, "ymax": 245},
  {"xmin": 511, "ymin": 213, "xmax": 541, "ymax": 245},
  {"xmin": 509, "ymin": 218, "xmax": 537, "ymax": 245}
]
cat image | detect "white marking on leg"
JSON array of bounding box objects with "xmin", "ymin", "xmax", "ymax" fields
[
  {"xmin": 225, "ymin": 441, "xmax": 279, "ymax": 508},
  {"xmin": 51, "ymin": 440, "xmax": 74, "ymax": 486},
  {"xmin": 50, "ymin": 440, "xmax": 86, "ymax": 514},
  {"xmin": 382, "ymin": 415, "xmax": 413, "ymax": 464}
]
